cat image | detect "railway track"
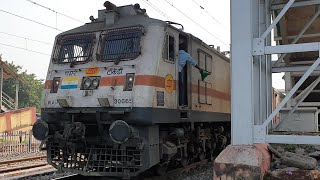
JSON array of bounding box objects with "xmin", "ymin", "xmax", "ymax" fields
[
  {"xmin": 50, "ymin": 160, "xmax": 210, "ymax": 180},
  {"xmin": 0, "ymin": 163, "xmax": 48, "ymax": 174},
  {"xmin": 0, "ymin": 155, "xmax": 47, "ymax": 173},
  {"xmin": 0, "ymin": 157, "xmax": 210, "ymax": 179},
  {"xmin": 0, "ymin": 155, "xmax": 56, "ymax": 179},
  {"xmin": 0, "ymin": 155, "xmax": 46, "ymax": 166}
]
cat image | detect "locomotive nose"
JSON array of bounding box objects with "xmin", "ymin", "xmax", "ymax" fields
[
  {"xmin": 109, "ymin": 120, "xmax": 134, "ymax": 144},
  {"xmin": 32, "ymin": 120, "xmax": 49, "ymax": 141}
]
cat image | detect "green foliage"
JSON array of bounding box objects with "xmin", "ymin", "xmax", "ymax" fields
[{"xmin": 2, "ymin": 60, "xmax": 44, "ymax": 112}]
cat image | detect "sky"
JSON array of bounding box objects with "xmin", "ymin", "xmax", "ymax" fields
[{"xmin": 0, "ymin": 0, "xmax": 284, "ymax": 89}]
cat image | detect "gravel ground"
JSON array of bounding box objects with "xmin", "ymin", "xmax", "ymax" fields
[
  {"xmin": 14, "ymin": 161, "xmax": 214, "ymax": 180},
  {"xmin": 20, "ymin": 163, "xmax": 214, "ymax": 180},
  {"xmin": 18, "ymin": 171, "xmax": 75, "ymax": 180},
  {"xmin": 266, "ymin": 144, "xmax": 320, "ymax": 179},
  {"xmin": 168, "ymin": 162, "xmax": 213, "ymax": 180}
]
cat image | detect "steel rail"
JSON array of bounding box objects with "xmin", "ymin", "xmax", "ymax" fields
[
  {"xmin": 0, "ymin": 163, "xmax": 47, "ymax": 174},
  {"xmin": 0, "ymin": 155, "xmax": 47, "ymax": 165}
]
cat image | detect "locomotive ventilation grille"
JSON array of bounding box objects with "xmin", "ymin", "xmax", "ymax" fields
[{"xmin": 48, "ymin": 143, "xmax": 142, "ymax": 175}]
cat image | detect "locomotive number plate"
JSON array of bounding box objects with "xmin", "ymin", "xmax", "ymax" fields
[{"xmin": 113, "ymin": 97, "xmax": 132, "ymax": 107}]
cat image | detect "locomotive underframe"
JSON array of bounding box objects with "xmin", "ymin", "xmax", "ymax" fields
[
  {"xmin": 42, "ymin": 107, "xmax": 230, "ymax": 177},
  {"xmin": 42, "ymin": 107, "xmax": 230, "ymax": 125}
]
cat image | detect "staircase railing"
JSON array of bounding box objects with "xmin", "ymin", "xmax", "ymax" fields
[{"xmin": 2, "ymin": 92, "xmax": 15, "ymax": 111}]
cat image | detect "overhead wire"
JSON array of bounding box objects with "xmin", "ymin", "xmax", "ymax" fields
[
  {"xmin": 1, "ymin": 1, "xmax": 230, "ymax": 55},
  {"xmin": 0, "ymin": 42, "xmax": 51, "ymax": 56},
  {"xmin": 0, "ymin": 9, "xmax": 63, "ymax": 32},
  {"xmin": 25, "ymin": 0, "xmax": 85, "ymax": 24},
  {"xmin": 141, "ymin": 0, "xmax": 173, "ymax": 21},
  {"xmin": 190, "ymin": 0, "xmax": 229, "ymax": 30},
  {"xmin": 0, "ymin": 32, "xmax": 53, "ymax": 45},
  {"xmin": 162, "ymin": 0, "xmax": 229, "ymax": 48}
]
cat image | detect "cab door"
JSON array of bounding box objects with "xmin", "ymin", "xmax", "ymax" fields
[
  {"xmin": 178, "ymin": 34, "xmax": 189, "ymax": 107},
  {"xmin": 158, "ymin": 28, "xmax": 179, "ymax": 109}
]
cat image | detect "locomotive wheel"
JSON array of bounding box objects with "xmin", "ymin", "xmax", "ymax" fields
[
  {"xmin": 199, "ymin": 152, "xmax": 205, "ymax": 161},
  {"xmin": 181, "ymin": 157, "xmax": 189, "ymax": 167},
  {"xmin": 206, "ymin": 151, "xmax": 214, "ymax": 161},
  {"xmin": 155, "ymin": 164, "xmax": 168, "ymax": 176}
]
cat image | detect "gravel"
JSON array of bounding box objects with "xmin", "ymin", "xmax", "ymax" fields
[
  {"xmin": 18, "ymin": 171, "xmax": 75, "ymax": 180},
  {"xmin": 14, "ymin": 161, "xmax": 214, "ymax": 180},
  {"xmin": 267, "ymin": 144, "xmax": 320, "ymax": 179},
  {"xmin": 17, "ymin": 164, "xmax": 214, "ymax": 180},
  {"xmin": 168, "ymin": 162, "xmax": 213, "ymax": 180}
]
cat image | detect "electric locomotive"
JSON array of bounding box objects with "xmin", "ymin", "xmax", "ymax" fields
[{"xmin": 32, "ymin": 2, "xmax": 231, "ymax": 178}]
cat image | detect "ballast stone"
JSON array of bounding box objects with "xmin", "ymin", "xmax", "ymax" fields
[{"xmin": 280, "ymin": 152, "xmax": 318, "ymax": 170}]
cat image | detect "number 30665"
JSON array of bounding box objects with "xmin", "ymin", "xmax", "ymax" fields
[{"xmin": 114, "ymin": 98, "xmax": 132, "ymax": 104}]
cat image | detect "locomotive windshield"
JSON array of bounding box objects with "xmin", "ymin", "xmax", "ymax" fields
[
  {"xmin": 98, "ymin": 26, "xmax": 143, "ymax": 61},
  {"xmin": 52, "ymin": 33, "xmax": 95, "ymax": 64}
]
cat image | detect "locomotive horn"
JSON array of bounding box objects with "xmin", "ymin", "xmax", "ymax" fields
[{"xmin": 104, "ymin": 1, "xmax": 117, "ymax": 11}]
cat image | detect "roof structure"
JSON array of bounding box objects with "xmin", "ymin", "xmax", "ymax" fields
[{"xmin": 0, "ymin": 58, "xmax": 25, "ymax": 84}]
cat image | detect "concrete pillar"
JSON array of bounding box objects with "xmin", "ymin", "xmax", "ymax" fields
[{"xmin": 213, "ymin": 0, "xmax": 271, "ymax": 179}]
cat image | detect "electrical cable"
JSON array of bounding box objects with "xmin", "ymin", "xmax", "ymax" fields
[
  {"xmin": 162, "ymin": 0, "xmax": 229, "ymax": 48},
  {"xmin": 25, "ymin": 0, "xmax": 85, "ymax": 24},
  {"xmin": 0, "ymin": 42, "xmax": 51, "ymax": 56},
  {"xmin": 0, "ymin": 9, "xmax": 62, "ymax": 32},
  {"xmin": 0, "ymin": 32, "xmax": 53, "ymax": 45},
  {"xmin": 141, "ymin": 0, "xmax": 173, "ymax": 21},
  {"xmin": 190, "ymin": 0, "xmax": 229, "ymax": 30}
]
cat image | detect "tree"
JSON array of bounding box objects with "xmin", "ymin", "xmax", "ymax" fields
[{"xmin": 1, "ymin": 59, "xmax": 44, "ymax": 112}]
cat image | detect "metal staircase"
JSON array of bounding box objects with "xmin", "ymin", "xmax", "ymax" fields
[
  {"xmin": 0, "ymin": 59, "xmax": 24, "ymax": 113},
  {"xmin": 1, "ymin": 92, "xmax": 15, "ymax": 112}
]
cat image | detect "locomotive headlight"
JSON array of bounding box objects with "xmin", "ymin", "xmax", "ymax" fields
[
  {"xmin": 92, "ymin": 78, "xmax": 99, "ymax": 87},
  {"xmin": 84, "ymin": 78, "xmax": 91, "ymax": 88},
  {"xmin": 51, "ymin": 77, "xmax": 61, "ymax": 93},
  {"xmin": 81, "ymin": 76, "xmax": 101, "ymax": 90}
]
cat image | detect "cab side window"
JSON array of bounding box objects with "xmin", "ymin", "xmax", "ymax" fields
[
  {"xmin": 198, "ymin": 49, "xmax": 213, "ymax": 105},
  {"xmin": 198, "ymin": 50, "xmax": 212, "ymax": 73},
  {"xmin": 163, "ymin": 34, "xmax": 175, "ymax": 62}
]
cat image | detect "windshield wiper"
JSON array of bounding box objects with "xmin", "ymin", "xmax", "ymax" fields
[{"xmin": 69, "ymin": 43, "xmax": 89, "ymax": 68}]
